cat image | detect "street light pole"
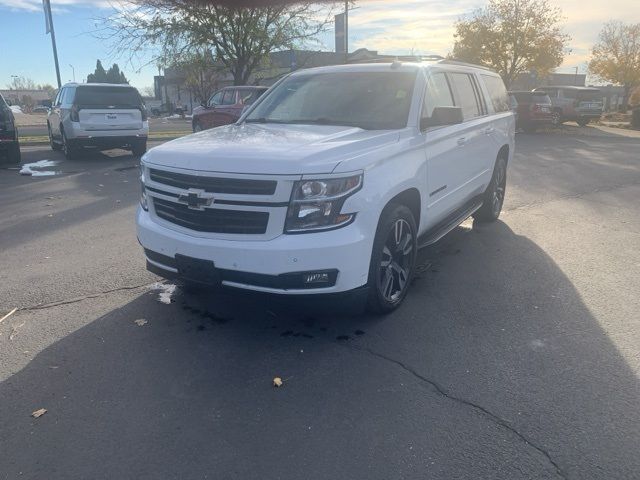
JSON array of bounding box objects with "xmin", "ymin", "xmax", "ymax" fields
[
  {"xmin": 344, "ymin": 0, "xmax": 349, "ymax": 64},
  {"xmin": 69, "ymin": 64, "xmax": 75, "ymax": 82},
  {"xmin": 43, "ymin": 0, "xmax": 62, "ymax": 88}
]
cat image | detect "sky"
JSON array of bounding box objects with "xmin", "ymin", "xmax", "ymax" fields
[{"xmin": 1, "ymin": 0, "xmax": 639, "ymax": 90}]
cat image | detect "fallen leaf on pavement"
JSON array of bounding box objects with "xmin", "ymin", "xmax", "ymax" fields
[
  {"xmin": 31, "ymin": 408, "xmax": 47, "ymax": 418},
  {"xmin": 0, "ymin": 308, "xmax": 17, "ymax": 324},
  {"xmin": 134, "ymin": 319, "xmax": 148, "ymax": 326},
  {"xmin": 273, "ymin": 377, "xmax": 283, "ymax": 387},
  {"xmin": 9, "ymin": 322, "xmax": 25, "ymax": 340}
]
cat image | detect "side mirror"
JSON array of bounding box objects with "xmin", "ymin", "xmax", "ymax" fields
[{"xmin": 421, "ymin": 106, "xmax": 464, "ymax": 129}]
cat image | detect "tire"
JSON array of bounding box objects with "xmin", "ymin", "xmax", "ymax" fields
[
  {"xmin": 577, "ymin": 118, "xmax": 590, "ymax": 127},
  {"xmin": 474, "ymin": 156, "xmax": 507, "ymax": 223},
  {"xmin": 193, "ymin": 121, "xmax": 203, "ymax": 133},
  {"xmin": 551, "ymin": 110, "xmax": 562, "ymax": 127},
  {"xmin": 48, "ymin": 125, "xmax": 61, "ymax": 151},
  {"xmin": 131, "ymin": 140, "xmax": 147, "ymax": 157},
  {"xmin": 62, "ymin": 130, "xmax": 79, "ymax": 160},
  {"xmin": 366, "ymin": 204, "xmax": 418, "ymax": 314},
  {"xmin": 7, "ymin": 142, "xmax": 21, "ymax": 164}
]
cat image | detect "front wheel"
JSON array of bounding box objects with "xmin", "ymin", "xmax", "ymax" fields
[
  {"xmin": 367, "ymin": 204, "xmax": 418, "ymax": 314},
  {"xmin": 577, "ymin": 118, "xmax": 590, "ymax": 127},
  {"xmin": 551, "ymin": 111, "xmax": 562, "ymax": 127},
  {"xmin": 474, "ymin": 157, "xmax": 507, "ymax": 223},
  {"xmin": 49, "ymin": 125, "xmax": 61, "ymax": 151}
]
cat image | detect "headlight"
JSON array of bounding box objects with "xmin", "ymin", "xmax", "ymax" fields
[
  {"xmin": 139, "ymin": 166, "xmax": 148, "ymax": 211},
  {"xmin": 285, "ymin": 174, "xmax": 362, "ymax": 233}
]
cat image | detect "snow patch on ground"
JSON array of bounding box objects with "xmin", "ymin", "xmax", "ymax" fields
[
  {"xmin": 19, "ymin": 159, "xmax": 60, "ymax": 176},
  {"xmin": 10, "ymin": 105, "xmax": 23, "ymax": 114},
  {"xmin": 150, "ymin": 282, "xmax": 176, "ymax": 304}
]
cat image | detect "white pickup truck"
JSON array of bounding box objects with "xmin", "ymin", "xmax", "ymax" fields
[{"xmin": 137, "ymin": 61, "xmax": 515, "ymax": 313}]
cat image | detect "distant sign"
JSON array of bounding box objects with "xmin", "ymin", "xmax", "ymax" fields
[{"xmin": 335, "ymin": 13, "xmax": 345, "ymax": 54}]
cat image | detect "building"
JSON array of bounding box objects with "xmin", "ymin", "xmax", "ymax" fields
[{"xmin": 0, "ymin": 89, "xmax": 52, "ymax": 110}]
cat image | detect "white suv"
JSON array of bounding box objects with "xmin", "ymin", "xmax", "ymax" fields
[
  {"xmin": 137, "ymin": 61, "xmax": 514, "ymax": 313},
  {"xmin": 48, "ymin": 83, "xmax": 149, "ymax": 159}
]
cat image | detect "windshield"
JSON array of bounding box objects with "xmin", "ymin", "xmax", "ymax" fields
[
  {"xmin": 245, "ymin": 71, "xmax": 417, "ymax": 130},
  {"xmin": 74, "ymin": 86, "xmax": 143, "ymax": 108}
]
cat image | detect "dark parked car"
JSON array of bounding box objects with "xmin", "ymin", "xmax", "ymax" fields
[
  {"xmin": 509, "ymin": 91, "xmax": 553, "ymax": 132},
  {"xmin": 192, "ymin": 86, "xmax": 268, "ymax": 132},
  {"xmin": 534, "ymin": 86, "xmax": 603, "ymax": 126},
  {"xmin": 0, "ymin": 93, "xmax": 21, "ymax": 164}
]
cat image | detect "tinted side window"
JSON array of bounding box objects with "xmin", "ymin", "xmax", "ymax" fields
[
  {"xmin": 240, "ymin": 89, "xmax": 266, "ymax": 105},
  {"xmin": 221, "ymin": 89, "xmax": 236, "ymax": 105},
  {"xmin": 55, "ymin": 88, "xmax": 66, "ymax": 105},
  {"xmin": 449, "ymin": 73, "xmax": 481, "ymax": 120},
  {"xmin": 481, "ymin": 75, "xmax": 510, "ymax": 113},
  {"xmin": 422, "ymin": 73, "xmax": 455, "ymax": 118}
]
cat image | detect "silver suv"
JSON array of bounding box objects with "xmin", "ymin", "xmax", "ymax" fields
[{"xmin": 47, "ymin": 83, "xmax": 149, "ymax": 159}]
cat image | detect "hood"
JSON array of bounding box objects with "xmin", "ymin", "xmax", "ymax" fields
[{"xmin": 143, "ymin": 123, "xmax": 400, "ymax": 175}]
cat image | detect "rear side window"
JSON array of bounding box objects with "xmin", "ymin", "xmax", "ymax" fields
[
  {"xmin": 481, "ymin": 75, "xmax": 510, "ymax": 113},
  {"xmin": 74, "ymin": 86, "xmax": 142, "ymax": 108},
  {"xmin": 422, "ymin": 73, "xmax": 455, "ymax": 118},
  {"xmin": 221, "ymin": 89, "xmax": 236, "ymax": 105},
  {"xmin": 239, "ymin": 89, "xmax": 266, "ymax": 105},
  {"xmin": 449, "ymin": 73, "xmax": 481, "ymax": 120}
]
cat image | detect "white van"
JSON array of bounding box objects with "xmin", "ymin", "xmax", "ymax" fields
[{"xmin": 137, "ymin": 61, "xmax": 515, "ymax": 313}]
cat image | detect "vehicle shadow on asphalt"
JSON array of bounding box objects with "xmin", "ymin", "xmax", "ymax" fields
[
  {"xmin": 0, "ymin": 148, "xmax": 140, "ymax": 250},
  {"xmin": 1, "ymin": 221, "xmax": 639, "ymax": 479}
]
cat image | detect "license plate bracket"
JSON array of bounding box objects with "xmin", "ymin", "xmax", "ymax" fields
[{"xmin": 175, "ymin": 254, "xmax": 221, "ymax": 285}]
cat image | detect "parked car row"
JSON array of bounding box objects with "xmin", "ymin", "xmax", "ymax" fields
[
  {"xmin": 509, "ymin": 85, "xmax": 604, "ymax": 132},
  {"xmin": 191, "ymin": 86, "xmax": 268, "ymax": 132}
]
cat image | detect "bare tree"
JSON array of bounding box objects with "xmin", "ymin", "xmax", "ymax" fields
[
  {"xmin": 7, "ymin": 76, "xmax": 37, "ymax": 90},
  {"xmin": 98, "ymin": 1, "xmax": 336, "ymax": 86}
]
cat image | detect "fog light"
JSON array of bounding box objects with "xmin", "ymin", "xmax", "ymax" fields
[{"xmin": 303, "ymin": 272, "xmax": 330, "ymax": 284}]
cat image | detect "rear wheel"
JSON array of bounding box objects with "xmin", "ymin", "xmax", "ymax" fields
[
  {"xmin": 367, "ymin": 204, "xmax": 417, "ymax": 314},
  {"xmin": 474, "ymin": 156, "xmax": 507, "ymax": 223},
  {"xmin": 131, "ymin": 140, "xmax": 147, "ymax": 157},
  {"xmin": 7, "ymin": 142, "xmax": 21, "ymax": 164},
  {"xmin": 551, "ymin": 110, "xmax": 562, "ymax": 127},
  {"xmin": 62, "ymin": 130, "xmax": 79, "ymax": 160}
]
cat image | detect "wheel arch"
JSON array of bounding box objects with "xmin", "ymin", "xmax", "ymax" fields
[{"xmin": 383, "ymin": 188, "xmax": 421, "ymax": 231}]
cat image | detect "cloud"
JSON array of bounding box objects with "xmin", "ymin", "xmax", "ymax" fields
[
  {"xmin": 349, "ymin": 0, "xmax": 640, "ymax": 69},
  {"xmin": 0, "ymin": 0, "xmax": 113, "ymax": 11}
]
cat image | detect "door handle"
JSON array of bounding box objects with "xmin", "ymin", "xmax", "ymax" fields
[{"xmin": 457, "ymin": 137, "xmax": 467, "ymax": 146}]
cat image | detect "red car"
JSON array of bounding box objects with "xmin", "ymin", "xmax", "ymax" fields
[
  {"xmin": 509, "ymin": 91, "xmax": 553, "ymax": 133},
  {"xmin": 192, "ymin": 86, "xmax": 268, "ymax": 132}
]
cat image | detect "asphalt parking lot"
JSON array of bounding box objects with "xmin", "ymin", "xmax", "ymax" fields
[{"xmin": 1, "ymin": 126, "xmax": 639, "ymax": 479}]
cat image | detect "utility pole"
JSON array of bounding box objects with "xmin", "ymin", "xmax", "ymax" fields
[
  {"xmin": 43, "ymin": 0, "xmax": 62, "ymax": 88},
  {"xmin": 69, "ymin": 64, "xmax": 75, "ymax": 82},
  {"xmin": 344, "ymin": 0, "xmax": 349, "ymax": 64}
]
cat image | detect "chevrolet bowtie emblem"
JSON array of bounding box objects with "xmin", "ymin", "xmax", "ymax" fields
[{"xmin": 177, "ymin": 188, "xmax": 215, "ymax": 210}]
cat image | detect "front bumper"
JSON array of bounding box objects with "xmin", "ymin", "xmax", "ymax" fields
[{"xmin": 136, "ymin": 206, "xmax": 373, "ymax": 294}]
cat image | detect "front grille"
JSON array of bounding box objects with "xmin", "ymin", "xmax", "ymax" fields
[
  {"xmin": 153, "ymin": 198, "xmax": 269, "ymax": 234},
  {"xmin": 149, "ymin": 169, "xmax": 277, "ymax": 195}
]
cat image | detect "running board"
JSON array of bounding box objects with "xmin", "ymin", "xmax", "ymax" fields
[{"xmin": 418, "ymin": 197, "xmax": 484, "ymax": 248}]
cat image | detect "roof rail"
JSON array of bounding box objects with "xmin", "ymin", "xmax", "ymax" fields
[{"xmin": 438, "ymin": 59, "xmax": 494, "ymax": 72}]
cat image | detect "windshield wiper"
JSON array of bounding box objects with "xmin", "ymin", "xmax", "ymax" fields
[{"xmin": 244, "ymin": 117, "xmax": 291, "ymax": 124}]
